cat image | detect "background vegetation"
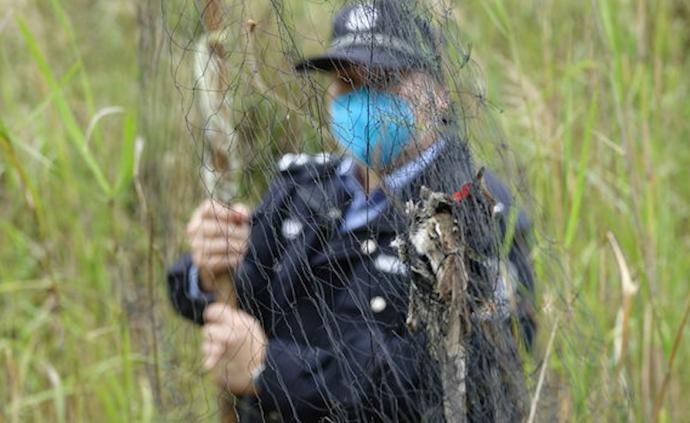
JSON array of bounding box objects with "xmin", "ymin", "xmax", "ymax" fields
[{"xmin": 1, "ymin": 0, "xmax": 688, "ymax": 421}]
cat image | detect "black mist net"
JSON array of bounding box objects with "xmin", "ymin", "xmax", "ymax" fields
[{"xmin": 163, "ymin": 0, "xmax": 538, "ymax": 421}]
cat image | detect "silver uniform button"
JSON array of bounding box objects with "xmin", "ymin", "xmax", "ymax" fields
[
  {"xmin": 493, "ymin": 202, "xmax": 505, "ymax": 217},
  {"xmin": 370, "ymin": 296, "xmax": 387, "ymax": 313},
  {"xmin": 327, "ymin": 208, "xmax": 342, "ymax": 220},
  {"xmin": 281, "ymin": 218, "xmax": 303, "ymax": 240},
  {"xmin": 360, "ymin": 239, "xmax": 378, "ymax": 255}
]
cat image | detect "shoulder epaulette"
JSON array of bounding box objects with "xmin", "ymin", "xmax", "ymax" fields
[{"xmin": 276, "ymin": 152, "xmax": 340, "ymax": 174}]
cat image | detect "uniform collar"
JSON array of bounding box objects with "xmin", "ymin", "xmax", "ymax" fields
[
  {"xmin": 336, "ymin": 140, "xmax": 446, "ymax": 193},
  {"xmin": 382, "ymin": 140, "xmax": 447, "ymax": 193},
  {"xmin": 336, "ymin": 140, "xmax": 446, "ymax": 233}
]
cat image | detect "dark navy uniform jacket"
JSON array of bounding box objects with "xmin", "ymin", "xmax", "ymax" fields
[{"xmin": 168, "ymin": 142, "xmax": 535, "ymax": 422}]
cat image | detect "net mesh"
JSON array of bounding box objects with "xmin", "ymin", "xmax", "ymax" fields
[{"xmin": 163, "ymin": 0, "xmax": 541, "ymax": 421}]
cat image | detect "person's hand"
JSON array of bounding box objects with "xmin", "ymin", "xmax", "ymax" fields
[
  {"xmin": 186, "ymin": 200, "xmax": 251, "ymax": 292},
  {"xmin": 202, "ymin": 303, "xmax": 267, "ymax": 396}
]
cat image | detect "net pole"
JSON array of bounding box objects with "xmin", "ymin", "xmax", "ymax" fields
[{"xmin": 194, "ymin": 1, "xmax": 239, "ymax": 421}]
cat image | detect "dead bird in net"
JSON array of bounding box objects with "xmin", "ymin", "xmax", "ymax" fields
[{"xmin": 396, "ymin": 167, "xmax": 532, "ymax": 422}]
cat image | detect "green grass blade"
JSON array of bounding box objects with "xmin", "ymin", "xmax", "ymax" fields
[
  {"xmin": 16, "ymin": 17, "xmax": 111, "ymax": 196},
  {"xmin": 113, "ymin": 114, "xmax": 137, "ymax": 198},
  {"xmin": 0, "ymin": 119, "xmax": 47, "ymax": 238},
  {"xmin": 564, "ymin": 91, "xmax": 599, "ymax": 247},
  {"xmin": 478, "ymin": 1, "xmax": 508, "ymax": 37},
  {"xmin": 14, "ymin": 61, "xmax": 81, "ymax": 134},
  {"xmin": 48, "ymin": 0, "xmax": 97, "ymax": 120}
]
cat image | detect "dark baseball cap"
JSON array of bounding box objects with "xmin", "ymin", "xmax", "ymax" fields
[{"xmin": 295, "ymin": 0, "xmax": 441, "ymax": 75}]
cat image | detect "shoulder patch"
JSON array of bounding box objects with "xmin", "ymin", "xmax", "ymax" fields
[{"xmin": 276, "ymin": 152, "xmax": 339, "ymax": 173}]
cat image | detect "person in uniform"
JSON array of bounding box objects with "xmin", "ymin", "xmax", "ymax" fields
[{"xmin": 168, "ymin": 1, "xmax": 536, "ymax": 421}]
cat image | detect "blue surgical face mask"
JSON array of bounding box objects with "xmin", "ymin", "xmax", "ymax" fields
[{"xmin": 329, "ymin": 87, "xmax": 416, "ymax": 168}]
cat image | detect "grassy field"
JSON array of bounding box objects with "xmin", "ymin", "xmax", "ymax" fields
[{"xmin": 1, "ymin": 0, "xmax": 689, "ymax": 421}]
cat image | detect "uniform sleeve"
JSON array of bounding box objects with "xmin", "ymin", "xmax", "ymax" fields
[
  {"xmin": 483, "ymin": 170, "xmax": 537, "ymax": 347},
  {"xmin": 232, "ymin": 176, "xmax": 293, "ymax": 322},
  {"xmin": 166, "ymin": 253, "xmax": 214, "ymax": 325},
  {"xmin": 165, "ymin": 170, "xmax": 292, "ymax": 325},
  {"xmin": 509, "ymin": 214, "xmax": 537, "ymax": 347},
  {"xmin": 164, "ymin": 196, "xmax": 283, "ymax": 326}
]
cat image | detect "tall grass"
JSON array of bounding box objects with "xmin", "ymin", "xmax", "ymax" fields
[
  {"xmin": 1, "ymin": 0, "xmax": 688, "ymax": 421},
  {"xmin": 466, "ymin": 0, "xmax": 690, "ymax": 420}
]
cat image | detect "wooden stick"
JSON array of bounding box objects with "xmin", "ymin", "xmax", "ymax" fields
[{"xmin": 195, "ymin": 1, "xmax": 239, "ymax": 422}]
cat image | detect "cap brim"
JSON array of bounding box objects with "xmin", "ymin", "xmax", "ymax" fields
[{"xmin": 294, "ymin": 45, "xmax": 414, "ymax": 73}]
